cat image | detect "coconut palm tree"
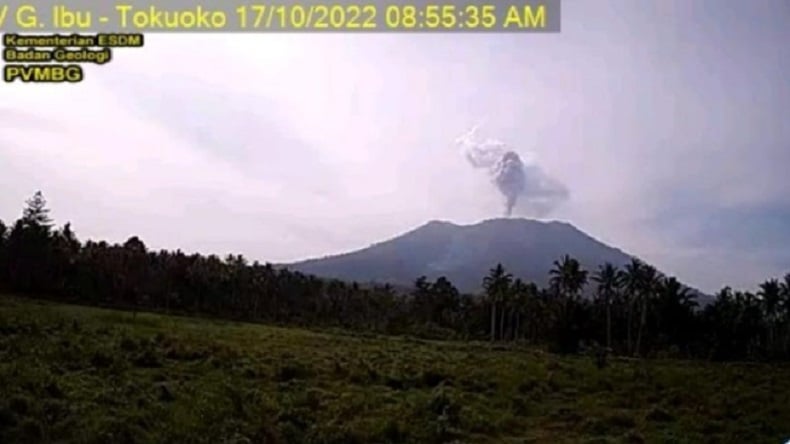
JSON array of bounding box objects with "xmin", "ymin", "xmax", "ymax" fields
[
  {"xmin": 779, "ymin": 274, "xmax": 790, "ymax": 354},
  {"xmin": 653, "ymin": 276, "xmax": 698, "ymax": 352},
  {"xmin": 634, "ymin": 263, "xmax": 658, "ymax": 357},
  {"xmin": 549, "ymin": 255, "xmax": 588, "ymax": 352},
  {"xmin": 592, "ymin": 263, "xmax": 622, "ymax": 350},
  {"xmin": 483, "ymin": 263, "xmax": 512, "ymax": 342},
  {"xmin": 758, "ymin": 278, "xmax": 782, "ymax": 354},
  {"xmin": 509, "ymin": 278, "xmax": 536, "ymax": 341},
  {"xmin": 621, "ymin": 258, "xmax": 644, "ymax": 355},
  {"xmin": 549, "ymin": 255, "xmax": 588, "ymax": 301}
]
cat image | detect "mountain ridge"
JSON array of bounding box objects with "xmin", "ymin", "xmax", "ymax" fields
[{"xmin": 288, "ymin": 217, "xmax": 653, "ymax": 293}]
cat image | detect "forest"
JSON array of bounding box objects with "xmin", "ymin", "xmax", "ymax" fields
[{"xmin": 2, "ymin": 191, "xmax": 790, "ymax": 362}]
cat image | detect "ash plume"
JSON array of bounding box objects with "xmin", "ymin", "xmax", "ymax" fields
[{"xmin": 455, "ymin": 126, "xmax": 569, "ymax": 217}]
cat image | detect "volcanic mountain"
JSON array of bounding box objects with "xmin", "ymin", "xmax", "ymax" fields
[{"xmin": 288, "ymin": 218, "xmax": 648, "ymax": 294}]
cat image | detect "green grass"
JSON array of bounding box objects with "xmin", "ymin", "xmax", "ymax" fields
[{"xmin": 1, "ymin": 295, "xmax": 789, "ymax": 443}]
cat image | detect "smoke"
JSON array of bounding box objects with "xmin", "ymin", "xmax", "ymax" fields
[{"xmin": 455, "ymin": 126, "xmax": 569, "ymax": 217}]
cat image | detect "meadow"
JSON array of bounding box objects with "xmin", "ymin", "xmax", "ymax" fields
[{"xmin": 1, "ymin": 294, "xmax": 788, "ymax": 444}]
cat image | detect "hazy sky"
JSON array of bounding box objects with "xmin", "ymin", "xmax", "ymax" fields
[{"xmin": 2, "ymin": 0, "xmax": 789, "ymax": 293}]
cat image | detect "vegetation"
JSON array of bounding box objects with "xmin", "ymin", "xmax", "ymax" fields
[
  {"xmin": 2, "ymin": 295, "xmax": 790, "ymax": 443},
  {"xmin": 2, "ymin": 191, "xmax": 790, "ymax": 442},
  {"xmin": 2, "ymin": 191, "xmax": 790, "ymax": 362}
]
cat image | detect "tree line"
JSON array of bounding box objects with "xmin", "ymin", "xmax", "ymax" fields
[{"xmin": 1, "ymin": 191, "xmax": 789, "ymax": 361}]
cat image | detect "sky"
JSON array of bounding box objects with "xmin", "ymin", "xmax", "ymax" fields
[{"xmin": 1, "ymin": 0, "xmax": 789, "ymax": 293}]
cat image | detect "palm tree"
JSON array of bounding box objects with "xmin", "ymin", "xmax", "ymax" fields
[
  {"xmin": 483, "ymin": 263, "xmax": 512, "ymax": 342},
  {"xmin": 549, "ymin": 255, "xmax": 588, "ymax": 352},
  {"xmin": 657, "ymin": 276, "xmax": 697, "ymax": 343},
  {"xmin": 634, "ymin": 263, "xmax": 658, "ymax": 357},
  {"xmin": 736, "ymin": 290, "xmax": 764, "ymax": 358},
  {"xmin": 622, "ymin": 258, "xmax": 644, "ymax": 355},
  {"xmin": 509, "ymin": 278, "xmax": 534, "ymax": 341},
  {"xmin": 549, "ymin": 255, "xmax": 589, "ymax": 301},
  {"xmin": 432, "ymin": 276, "xmax": 460, "ymax": 328},
  {"xmin": 758, "ymin": 279, "xmax": 782, "ymax": 354},
  {"xmin": 780, "ymin": 274, "xmax": 790, "ymax": 354},
  {"xmin": 592, "ymin": 263, "xmax": 622, "ymax": 350}
]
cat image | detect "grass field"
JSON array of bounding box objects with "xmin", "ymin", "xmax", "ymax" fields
[{"xmin": 1, "ymin": 295, "xmax": 788, "ymax": 443}]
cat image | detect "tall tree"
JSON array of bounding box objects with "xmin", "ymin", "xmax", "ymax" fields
[
  {"xmin": 483, "ymin": 263, "xmax": 512, "ymax": 342},
  {"xmin": 22, "ymin": 191, "xmax": 53, "ymax": 229},
  {"xmin": 122, "ymin": 236, "xmax": 149, "ymax": 312},
  {"xmin": 412, "ymin": 276, "xmax": 434, "ymax": 324},
  {"xmin": 509, "ymin": 278, "xmax": 537, "ymax": 341},
  {"xmin": 0, "ymin": 219, "xmax": 7, "ymax": 286},
  {"xmin": 758, "ymin": 279, "xmax": 782, "ymax": 354},
  {"xmin": 549, "ymin": 255, "xmax": 588, "ymax": 301},
  {"xmin": 634, "ymin": 263, "xmax": 658, "ymax": 357},
  {"xmin": 592, "ymin": 263, "xmax": 621, "ymax": 349},
  {"xmin": 549, "ymin": 255, "xmax": 588, "ymax": 352},
  {"xmin": 654, "ymin": 276, "xmax": 696, "ymax": 352},
  {"xmin": 622, "ymin": 258, "xmax": 644, "ymax": 355},
  {"xmin": 432, "ymin": 276, "xmax": 461, "ymax": 328},
  {"xmin": 6, "ymin": 192, "xmax": 56, "ymax": 292},
  {"xmin": 780, "ymin": 274, "xmax": 790, "ymax": 354},
  {"xmin": 51, "ymin": 222, "xmax": 81, "ymax": 296}
]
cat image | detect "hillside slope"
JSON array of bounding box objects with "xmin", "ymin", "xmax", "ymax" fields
[{"xmin": 289, "ymin": 218, "xmax": 635, "ymax": 293}]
